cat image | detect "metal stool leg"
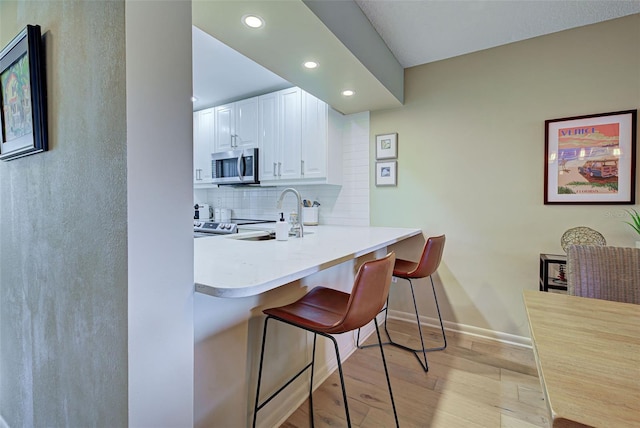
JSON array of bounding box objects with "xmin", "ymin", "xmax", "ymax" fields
[
  {"xmin": 328, "ymin": 334, "xmax": 351, "ymax": 427},
  {"xmin": 254, "ymin": 316, "xmax": 357, "ymax": 427},
  {"xmin": 383, "ymin": 276, "xmax": 448, "ymax": 372},
  {"xmin": 375, "ymin": 320, "xmax": 399, "ymax": 427},
  {"xmin": 253, "ymin": 316, "xmax": 317, "ymax": 427},
  {"xmin": 409, "ymin": 278, "xmax": 429, "ymax": 371},
  {"xmin": 428, "ymin": 275, "xmax": 447, "ymax": 352},
  {"xmin": 309, "ymin": 333, "xmax": 317, "ymax": 428},
  {"xmin": 253, "ymin": 316, "xmax": 271, "ymax": 428},
  {"xmin": 356, "ymin": 296, "xmax": 389, "ymax": 349}
]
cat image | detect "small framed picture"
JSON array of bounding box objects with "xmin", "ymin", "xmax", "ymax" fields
[
  {"xmin": 375, "ymin": 161, "xmax": 397, "ymax": 186},
  {"xmin": 0, "ymin": 25, "xmax": 48, "ymax": 161},
  {"xmin": 375, "ymin": 132, "xmax": 397, "ymax": 159}
]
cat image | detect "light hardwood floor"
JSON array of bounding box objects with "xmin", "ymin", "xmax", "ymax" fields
[{"xmin": 282, "ymin": 319, "xmax": 549, "ymax": 428}]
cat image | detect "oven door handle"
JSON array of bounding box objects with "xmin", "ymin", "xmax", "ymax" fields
[{"xmin": 237, "ymin": 153, "xmax": 245, "ymax": 182}]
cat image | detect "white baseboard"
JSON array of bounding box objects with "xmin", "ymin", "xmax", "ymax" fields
[
  {"xmin": 387, "ymin": 309, "xmax": 532, "ymax": 348},
  {"xmin": 258, "ymin": 311, "xmax": 531, "ymax": 427}
]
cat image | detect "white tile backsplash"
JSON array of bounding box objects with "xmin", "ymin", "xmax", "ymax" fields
[{"xmin": 194, "ymin": 111, "xmax": 370, "ymax": 226}]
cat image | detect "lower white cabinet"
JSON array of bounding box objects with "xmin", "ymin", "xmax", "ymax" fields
[{"xmin": 193, "ymin": 108, "xmax": 214, "ymax": 185}]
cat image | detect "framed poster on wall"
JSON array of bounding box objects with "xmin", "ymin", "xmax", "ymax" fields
[{"xmin": 544, "ymin": 110, "xmax": 637, "ymax": 204}]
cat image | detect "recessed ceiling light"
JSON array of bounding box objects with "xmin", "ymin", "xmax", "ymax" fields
[
  {"xmin": 342, "ymin": 89, "xmax": 355, "ymax": 97},
  {"xmin": 242, "ymin": 15, "xmax": 264, "ymax": 29},
  {"xmin": 303, "ymin": 61, "xmax": 319, "ymax": 69}
]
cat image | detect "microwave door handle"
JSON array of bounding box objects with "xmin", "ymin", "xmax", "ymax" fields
[{"xmin": 237, "ymin": 153, "xmax": 245, "ymax": 182}]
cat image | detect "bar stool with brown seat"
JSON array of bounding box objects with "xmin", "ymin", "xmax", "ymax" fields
[
  {"xmin": 357, "ymin": 235, "xmax": 446, "ymax": 372},
  {"xmin": 252, "ymin": 253, "xmax": 399, "ymax": 428}
]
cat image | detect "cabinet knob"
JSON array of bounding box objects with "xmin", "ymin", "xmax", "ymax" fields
[{"xmin": 273, "ymin": 162, "xmax": 277, "ymax": 177}]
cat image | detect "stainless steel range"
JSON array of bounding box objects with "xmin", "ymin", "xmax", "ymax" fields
[
  {"xmin": 194, "ymin": 220, "xmax": 238, "ymax": 235},
  {"xmin": 193, "ymin": 219, "xmax": 274, "ymax": 238}
]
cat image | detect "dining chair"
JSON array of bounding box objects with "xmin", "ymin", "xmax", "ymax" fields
[
  {"xmin": 356, "ymin": 234, "xmax": 446, "ymax": 372},
  {"xmin": 252, "ymin": 252, "xmax": 399, "ymax": 428},
  {"xmin": 567, "ymin": 244, "xmax": 640, "ymax": 304}
]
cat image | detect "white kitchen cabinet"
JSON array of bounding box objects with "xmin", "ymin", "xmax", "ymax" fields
[
  {"xmin": 304, "ymin": 105, "xmax": 343, "ymax": 185},
  {"xmin": 259, "ymin": 87, "xmax": 302, "ymax": 181},
  {"xmin": 193, "ymin": 108, "xmax": 214, "ymax": 185},
  {"xmin": 258, "ymin": 87, "xmax": 343, "ymax": 186},
  {"xmin": 214, "ymin": 104, "xmax": 233, "ymax": 152},
  {"xmin": 278, "ymin": 87, "xmax": 302, "ymax": 180},
  {"xmin": 214, "ymin": 97, "xmax": 258, "ymax": 152},
  {"xmin": 301, "ymin": 91, "xmax": 328, "ymax": 180},
  {"xmin": 258, "ymin": 92, "xmax": 279, "ymax": 180}
]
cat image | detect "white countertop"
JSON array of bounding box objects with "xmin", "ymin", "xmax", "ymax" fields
[{"xmin": 194, "ymin": 225, "xmax": 421, "ymax": 298}]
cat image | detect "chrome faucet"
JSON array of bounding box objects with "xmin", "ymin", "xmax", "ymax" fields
[{"xmin": 276, "ymin": 187, "xmax": 304, "ymax": 238}]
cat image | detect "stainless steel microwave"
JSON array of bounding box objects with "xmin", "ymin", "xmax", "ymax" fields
[{"xmin": 211, "ymin": 148, "xmax": 259, "ymax": 185}]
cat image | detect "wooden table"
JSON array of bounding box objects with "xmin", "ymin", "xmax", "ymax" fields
[{"xmin": 523, "ymin": 290, "xmax": 640, "ymax": 427}]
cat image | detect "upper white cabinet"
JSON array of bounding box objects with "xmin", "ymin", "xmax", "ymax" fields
[
  {"xmin": 301, "ymin": 91, "xmax": 334, "ymax": 181},
  {"xmin": 259, "ymin": 87, "xmax": 302, "ymax": 181},
  {"xmin": 193, "ymin": 87, "xmax": 342, "ymax": 188},
  {"xmin": 193, "ymin": 108, "xmax": 214, "ymax": 185},
  {"xmin": 214, "ymin": 97, "xmax": 258, "ymax": 152},
  {"xmin": 278, "ymin": 87, "xmax": 303, "ymax": 181},
  {"xmin": 258, "ymin": 92, "xmax": 279, "ymax": 179},
  {"xmin": 259, "ymin": 87, "xmax": 342, "ymax": 185}
]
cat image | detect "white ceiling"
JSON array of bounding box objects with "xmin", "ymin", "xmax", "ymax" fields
[
  {"xmin": 355, "ymin": 0, "xmax": 640, "ymax": 68},
  {"xmin": 192, "ymin": 0, "xmax": 640, "ymax": 112}
]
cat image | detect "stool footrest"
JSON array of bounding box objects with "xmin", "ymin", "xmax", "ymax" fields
[
  {"xmin": 255, "ymin": 360, "xmax": 313, "ymax": 413},
  {"xmin": 359, "ymin": 338, "xmax": 446, "ymax": 353}
]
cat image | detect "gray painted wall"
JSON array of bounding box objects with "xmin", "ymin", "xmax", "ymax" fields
[{"xmin": 0, "ymin": 1, "xmax": 128, "ymax": 426}]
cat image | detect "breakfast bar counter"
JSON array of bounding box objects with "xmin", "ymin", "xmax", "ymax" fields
[
  {"xmin": 194, "ymin": 224, "xmax": 422, "ymax": 427},
  {"xmin": 194, "ymin": 225, "xmax": 421, "ymax": 298}
]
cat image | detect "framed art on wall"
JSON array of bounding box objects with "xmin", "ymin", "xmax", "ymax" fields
[
  {"xmin": 0, "ymin": 24, "xmax": 48, "ymax": 161},
  {"xmin": 375, "ymin": 161, "xmax": 397, "ymax": 186},
  {"xmin": 375, "ymin": 132, "xmax": 397, "ymax": 159},
  {"xmin": 544, "ymin": 110, "xmax": 637, "ymax": 204}
]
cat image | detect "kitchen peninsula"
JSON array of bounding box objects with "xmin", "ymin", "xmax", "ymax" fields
[
  {"xmin": 195, "ymin": 225, "xmax": 421, "ymax": 297},
  {"xmin": 194, "ymin": 225, "xmax": 421, "ymax": 427}
]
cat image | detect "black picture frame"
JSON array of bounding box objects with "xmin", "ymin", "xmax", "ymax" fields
[
  {"xmin": 0, "ymin": 24, "xmax": 48, "ymax": 161},
  {"xmin": 544, "ymin": 110, "xmax": 637, "ymax": 204}
]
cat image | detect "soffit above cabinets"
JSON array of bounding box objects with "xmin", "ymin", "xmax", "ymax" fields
[
  {"xmin": 191, "ymin": 0, "xmax": 640, "ymax": 115},
  {"xmin": 192, "ymin": 0, "xmax": 404, "ymax": 115},
  {"xmin": 192, "ymin": 26, "xmax": 291, "ymax": 111}
]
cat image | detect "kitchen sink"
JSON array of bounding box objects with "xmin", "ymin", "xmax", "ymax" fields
[
  {"xmin": 231, "ymin": 230, "xmax": 313, "ymax": 241},
  {"xmin": 236, "ymin": 233, "xmax": 276, "ymax": 241},
  {"xmin": 230, "ymin": 231, "xmax": 276, "ymax": 241}
]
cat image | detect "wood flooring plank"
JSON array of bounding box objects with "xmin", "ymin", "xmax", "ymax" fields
[
  {"xmin": 501, "ymin": 413, "xmax": 546, "ymax": 428},
  {"xmin": 282, "ymin": 321, "xmax": 548, "ymax": 428}
]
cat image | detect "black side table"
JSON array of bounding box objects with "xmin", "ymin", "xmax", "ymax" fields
[{"xmin": 539, "ymin": 253, "xmax": 567, "ymax": 292}]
